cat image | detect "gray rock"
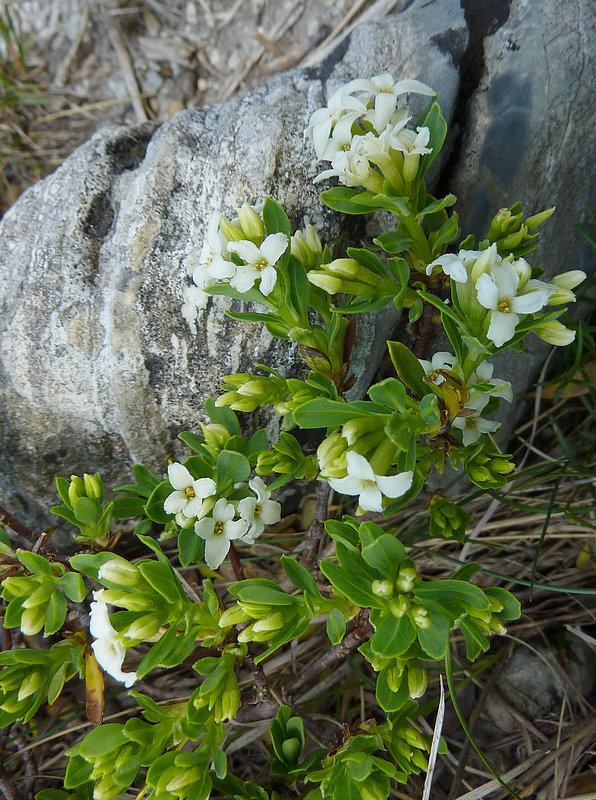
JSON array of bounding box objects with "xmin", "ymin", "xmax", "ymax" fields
[{"xmin": 0, "ymin": 0, "xmax": 466, "ymax": 531}]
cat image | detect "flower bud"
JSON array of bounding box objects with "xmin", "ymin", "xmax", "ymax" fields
[
  {"xmin": 389, "ymin": 596, "xmax": 409, "ymax": 618},
  {"xmin": 402, "ymin": 152, "xmax": 420, "ymax": 183},
  {"xmin": 122, "ymin": 612, "xmax": 163, "ymax": 642},
  {"xmin": 525, "ymin": 206, "xmax": 555, "ymax": 231},
  {"xmin": 237, "ymin": 202, "xmax": 265, "ymax": 242},
  {"xmin": 219, "ymin": 605, "xmax": 250, "ymax": 628},
  {"xmin": 407, "ymin": 663, "xmax": 428, "ymax": 699},
  {"xmin": 20, "ymin": 604, "xmax": 46, "ymax": 636},
  {"xmin": 411, "ymin": 606, "xmax": 431, "ymax": 629},
  {"xmin": 68, "ymin": 475, "xmax": 86, "ymax": 506},
  {"xmin": 317, "ymin": 432, "xmax": 348, "ymax": 477},
  {"xmin": 386, "ymin": 663, "xmax": 404, "ymax": 692},
  {"xmin": 342, "ymin": 416, "xmax": 384, "ymax": 447},
  {"xmin": 17, "ymin": 669, "xmax": 43, "ymax": 701},
  {"xmin": 551, "ymin": 269, "xmax": 586, "ymax": 290},
  {"xmin": 83, "ymin": 473, "xmax": 103, "ymax": 501},
  {"xmin": 395, "ymin": 566, "xmax": 417, "ymax": 593},
  {"xmin": 22, "ymin": 581, "xmax": 54, "ymax": 609},
  {"xmin": 371, "ymin": 579, "xmax": 394, "ymax": 599},
  {"xmin": 218, "ymin": 216, "xmax": 244, "ymax": 242},
  {"xmin": 534, "ymin": 320, "xmax": 576, "ymax": 346},
  {"xmin": 252, "ymin": 613, "xmax": 284, "ymax": 633},
  {"xmin": 98, "ymin": 558, "xmax": 142, "ymax": 588},
  {"xmin": 200, "ymin": 422, "xmax": 231, "ymax": 451},
  {"xmin": 471, "ymin": 244, "xmax": 498, "ymax": 283}
]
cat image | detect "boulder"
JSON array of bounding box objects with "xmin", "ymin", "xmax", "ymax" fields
[{"xmin": 0, "ymin": 0, "xmax": 466, "ymax": 530}]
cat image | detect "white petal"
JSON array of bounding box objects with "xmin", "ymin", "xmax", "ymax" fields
[
  {"xmin": 238, "ymin": 497, "xmax": 257, "ymax": 521},
  {"xmin": 204, "ymin": 535, "xmax": 231, "ymax": 570},
  {"xmin": 213, "ymin": 498, "xmax": 235, "ymax": 522},
  {"xmin": 475, "ymin": 274, "xmax": 499, "ymax": 310},
  {"xmin": 312, "ymin": 118, "xmax": 333, "ymax": 159},
  {"xmin": 168, "ymin": 462, "xmax": 193, "ymax": 490},
  {"xmin": 231, "ymin": 266, "xmax": 258, "ymax": 293},
  {"xmin": 184, "ymin": 496, "xmax": 204, "ymax": 518},
  {"xmin": 392, "ymin": 78, "xmax": 435, "ymax": 97},
  {"xmin": 426, "ymin": 253, "xmax": 467, "ymax": 283},
  {"xmin": 345, "ymin": 451, "xmax": 375, "ymax": 481},
  {"xmin": 228, "ymin": 239, "xmax": 260, "ymax": 264},
  {"xmin": 359, "ymin": 484, "xmax": 384, "ymax": 512},
  {"xmin": 164, "ymin": 490, "xmax": 188, "ymax": 515},
  {"xmin": 487, "ymin": 310, "xmax": 519, "ymax": 346},
  {"xmin": 374, "ymin": 92, "xmax": 397, "ymax": 133},
  {"xmin": 261, "ymin": 233, "xmax": 288, "ymax": 266},
  {"xmin": 492, "ymin": 261, "xmax": 519, "ymax": 298},
  {"xmin": 193, "ymin": 478, "xmax": 217, "ymax": 499},
  {"xmin": 259, "ymin": 265, "xmax": 278, "ymax": 296},
  {"xmin": 376, "ymin": 471, "xmax": 414, "ymax": 498},
  {"xmin": 224, "ymin": 519, "xmax": 249, "ymax": 540},
  {"xmin": 328, "ymin": 475, "xmax": 364, "ymax": 496},
  {"xmin": 194, "ymin": 517, "xmax": 215, "ymax": 540},
  {"xmin": 511, "ymin": 289, "xmax": 551, "ymax": 314},
  {"xmin": 89, "ymin": 600, "xmax": 115, "ymax": 639},
  {"xmin": 248, "ymin": 476, "xmax": 269, "ymax": 502},
  {"xmin": 261, "ymin": 499, "xmax": 281, "ymax": 525}
]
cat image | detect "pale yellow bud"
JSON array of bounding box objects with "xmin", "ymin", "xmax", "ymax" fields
[
  {"xmin": 534, "ymin": 319, "xmax": 576, "ymax": 346},
  {"xmin": 237, "ymin": 202, "xmax": 265, "ymax": 242}
]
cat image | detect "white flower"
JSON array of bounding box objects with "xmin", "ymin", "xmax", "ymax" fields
[
  {"xmin": 328, "ymin": 451, "xmax": 413, "ymax": 513},
  {"xmin": 315, "ymin": 135, "xmax": 375, "ymax": 188},
  {"xmin": 452, "ymin": 391, "xmax": 501, "ymax": 446},
  {"xmin": 89, "ymin": 599, "xmax": 137, "ymax": 688},
  {"xmin": 194, "ymin": 499, "xmax": 249, "ymax": 569},
  {"xmin": 192, "ymin": 212, "xmax": 235, "ymax": 289},
  {"xmin": 359, "ymin": 74, "xmax": 435, "ymax": 133},
  {"xmin": 426, "ymin": 252, "xmax": 469, "ymax": 283},
  {"xmin": 419, "ymin": 352, "xmax": 459, "ymax": 384},
  {"xmin": 163, "ymin": 462, "xmax": 216, "ymax": 518},
  {"xmin": 390, "ymin": 126, "xmax": 432, "ymax": 156},
  {"xmin": 227, "ymin": 233, "xmax": 288, "ymax": 296},
  {"xmin": 472, "ymin": 361, "xmax": 512, "ymax": 402},
  {"xmin": 307, "ymin": 84, "xmax": 366, "ymax": 159},
  {"xmin": 476, "ymin": 261, "xmax": 554, "ymax": 346},
  {"xmin": 238, "ymin": 477, "xmax": 281, "ymax": 544}
]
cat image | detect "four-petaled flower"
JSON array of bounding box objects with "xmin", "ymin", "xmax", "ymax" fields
[
  {"xmin": 476, "ymin": 261, "xmax": 554, "ymax": 346},
  {"xmin": 329, "ymin": 451, "xmax": 413, "ymax": 513},
  {"xmin": 163, "ymin": 462, "xmax": 216, "ymax": 518},
  {"xmin": 194, "ymin": 499, "xmax": 249, "ymax": 570},
  {"xmin": 192, "ymin": 211, "xmax": 235, "ymax": 289},
  {"xmin": 238, "ymin": 477, "xmax": 281, "ymax": 544},
  {"xmin": 89, "ymin": 599, "xmax": 137, "ymax": 688},
  {"xmin": 227, "ymin": 233, "xmax": 288, "ymax": 296}
]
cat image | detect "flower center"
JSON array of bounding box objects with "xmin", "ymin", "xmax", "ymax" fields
[
  {"xmin": 497, "ymin": 296, "xmax": 512, "ymax": 313},
  {"xmin": 341, "ymin": 143, "xmax": 350, "ymax": 151},
  {"xmin": 254, "ymin": 258, "xmax": 268, "ymax": 272},
  {"xmin": 362, "ymin": 479, "xmax": 377, "ymax": 490},
  {"xmin": 184, "ymin": 486, "xmax": 195, "ymax": 499},
  {"xmin": 213, "ymin": 521, "xmax": 224, "ymax": 536},
  {"xmin": 254, "ymin": 503, "xmax": 262, "ymax": 518},
  {"xmin": 204, "ymin": 252, "xmax": 213, "ymax": 266}
]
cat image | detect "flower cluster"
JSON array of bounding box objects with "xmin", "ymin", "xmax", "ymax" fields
[
  {"xmin": 307, "ymin": 74, "xmax": 436, "ymax": 190},
  {"xmin": 420, "ymin": 352, "xmax": 512, "ymax": 445},
  {"xmin": 427, "ymin": 244, "xmax": 585, "ymax": 347},
  {"xmin": 164, "ymin": 465, "xmax": 281, "ymax": 569},
  {"xmin": 190, "ymin": 204, "xmax": 288, "ymax": 298}
]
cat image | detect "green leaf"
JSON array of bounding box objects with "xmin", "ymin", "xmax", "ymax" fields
[
  {"xmin": 178, "ymin": 527, "xmax": 202, "ymax": 567},
  {"xmin": 484, "ymin": 587, "xmax": 521, "ymax": 620},
  {"xmin": 346, "ymin": 247, "xmax": 387, "ymax": 278},
  {"xmin": 293, "ymin": 399, "xmax": 385, "ymax": 429},
  {"xmin": 418, "ymin": 100, "xmax": 447, "ymax": 178},
  {"xmin": 373, "ymin": 232, "xmax": 414, "ymax": 254},
  {"xmin": 431, "ymin": 213, "xmax": 460, "ymax": 254},
  {"xmin": 263, "ymin": 197, "xmax": 291, "ymax": 239},
  {"xmin": 367, "ymin": 378, "xmax": 408, "ymax": 412},
  {"xmin": 320, "ymin": 561, "xmax": 382, "ymax": 609},
  {"xmin": 132, "ymin": 464, "xmax": 160, "ymax": 491},
  {"xmin": 359, "ymin": 531, "xmax": 406, "ymax": 579},
  {"xmin": 75, "ymin": 724, "xmax": 127, "ymax": 759},
  {"xmin": 178, "ymin": 431, "xmax": 208, "ymax": 454},
  {"xmin": 73, "ymin": 497, "xmax": 98, "ymax": 526},
  {"xmin": 281, "ymin": 257, "xmax": 310, "ymax": 325},
  {"xmin": 145, "ymin": 480, "xmax": 174, "ymax": 524},
  {"xmin": 111, "ymin": 496, "xmax": 146, "ymax": 519},
  {"xmin": 385, "ymin": 411, "xmax": 415, "ymax": 452},
  {"xmin": 415, "ymin": 194, "xmax": 456, "ymax": 223},
  {"xmin": 460, "ymin": 618, "xmax": 490, "ymax": 661},
  {"xmin": 215, "ymin": 450, "xmax": 251, "ymax": 493},
  {"xmin": 375, "ymin": 667, "xmax": 409, "ymax": 712},
  {"xmin": 55, "ymin": 477, "xmax": 72, "ymax": 508},
  {"xmin": 415, "ymin": 580, "xmax": 490, "ymax": 610},
  {"xmin": 387, "ymin": 341, "xmax": 429, "ymax": 398},
  {"xmin": 58, "ymin": 572, "xmax": 87, "ymax": 603},
  {"xmin": 68, "ymin": 552, "xmax": 118, "ymax": 581},
  {"xmin": 233, "ymin": 583, "xmax": 295, "ymax": 606},
  {"xmin": 137, "ymin": 560, "xmax": 181, "ymax": 604},
  {"xmin": 320, "ymin": 187, "xmax": 376, "ymax": 215},
  {"xmin": 370, "ymin": 614, "xmax": 416, "ymax": 658},
  {"xmin": 63, "ymin": 754, "xmax": 93, "ymax": 789},
  {"xmin": 324, "ymin": 519, "xmax": 360, "ymax": 552},
  {"xmin": 205, "ymin": 397, "xmax": 241, "ymax": 435},
  {"xmin": 17, "ymin": 549, "xmax": 52, "ymax": 574},
  {"xmin": 136, "ymin": 625, "xmax": 178, "ymax": 678},
  {"xmin": 326, "ymin": 608, "xmax": 347, "ymax": 646},
  {"xmin": 352, "ymin": 193, "xmax": 410, "ymax": 216},
  {"xmin": 281, "ymin": 556, "xmax": 320, "ymax": 597},
  {"xmin": 416, "ymin": 609, "xmax": 449, "ymax": 658}
]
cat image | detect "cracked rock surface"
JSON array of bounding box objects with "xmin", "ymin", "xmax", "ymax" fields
[
  {"xmin": 0, "ymin": 0, "xmax": 593, "ymax": 530},
  {"xmin": 0, "ymin": 0, "xmax": 466, "ymax": 530}
]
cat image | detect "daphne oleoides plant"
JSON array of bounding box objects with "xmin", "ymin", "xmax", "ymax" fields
[{"xmin": 0, "ymin": 73, "xmax": 586, "ymax": 799}]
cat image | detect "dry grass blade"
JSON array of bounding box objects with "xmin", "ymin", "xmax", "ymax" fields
[{"xmin": 422, "ymin": 675, "xmax": 446, "ymax": 800}]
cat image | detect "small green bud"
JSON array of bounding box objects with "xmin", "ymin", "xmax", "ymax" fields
[
  {"xmin": 411, "ymin": 606, "xmax": 431, "ymax": 629},
  {"xmin": 122, "ymin": 612, "xmax": 163, "ymax": 642},
  {"xmin": 218, "ymin": 216, "xmax": 244, "ymax": 242},
  {"xmin": 17, "ymin": 669, "xmax": 43, "ymax": 701},
  {"xmin": 20, "ymin": 604, "xmax": 46, "ymax": 636},
  {"xmin": 525, "ymin": 206, "xmax": 555, "ymax": 231},
  {"xmin": 252, "ymin": 612, "xmax": 284, "ymax": 633},
  {"xmin": 395, "ymin": 566, "xmax": 417, "ymax": 593},
  {"xmin": 237, "ymin": 202, "xmax": 265, "ymax": 242},
  {"xmin": 219, "ymin": 605, "xmax": 250, "ymax": 628},
  {"xmin": 371, "ymin": 579, "xmax": 394, "ymax": 599},
  {"xmin": 83, "ymin": 473, "xmax": 103, "ymax": 501},
  {"xmin": 389, "ymin": 596, "xmax": 409, "ymax": 618},
  {"xmin": 98, "ymin": 558, "xmax": 142, "ymax": 587},
  {"xmin": 386, "ymin": 663, "xmax": 404, "ymax": 692},
  {"xmin": 402, "ymin": 152, "xmax": 420, "ymax": 183},
  {"xmin": 68, "ymin": 475, "xmax": 86, "ymax": 506},
  {"xmin": 407, "ymin": 664, "xmax": 428, "ymax": 699},
  {"xmin": 534, "ymin": 319, "xmax": 576, "ymax": 346}
]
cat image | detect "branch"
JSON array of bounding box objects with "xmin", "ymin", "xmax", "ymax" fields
[
  {"xmin": 299, "ymin": 481, "xmax": 331, "ymax": 570},
  {"xmin": 0, "ymin": 507, "xmax": 36, "ymax": 544},
  {"xmin": 0, "ymin": 765, "xmax": 23, "ymax": 800}
]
